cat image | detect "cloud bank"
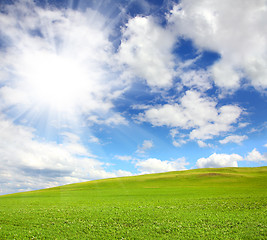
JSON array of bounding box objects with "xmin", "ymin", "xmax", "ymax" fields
[
  {"xmin": 136, "ymin": 157, "xmax": 188, "ymax": 174},
  {"xmin": 138, "ymin": 90, "xmax": 242, "ymax": 141},
  {"xmin": 196, "ymin": 153, "xmax": 243, "ymax": 168},
  {"xmin": 168, "ymin": 0, "xmax": 267, "ymax": 91},
  {"xmin": 0, "ymin": 115, "xmax": 132, "ymax": 194}
]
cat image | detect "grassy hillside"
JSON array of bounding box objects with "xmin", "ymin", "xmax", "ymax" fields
[{"xmin": 0, "ymin": 167, "xmax": 266, "ymax": 239}]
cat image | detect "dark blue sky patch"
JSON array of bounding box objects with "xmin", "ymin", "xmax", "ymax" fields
[
  {"xmin": 173, "ymin": 38, "xmax": 199, "ymax": 61},
  {"xmin": 146, "ymin": 0, "xmax": 164, "ymax": 5},
  {"xmin": 213, "ymin": 88, "xmax": 267, "ymax": 135},
  {"xmin": 194, "ymin": 51, "xmax": 221, "ymax": 69},
  {"xmin": 0, "ymin": 0, "xmax": 14, "ymax": 7},
  {"xmin": 232, "ymin": 88, "xmax": 267, "ymax": 124},
  {"xmin": 70, "ymin": 0, "xmax": 79, "ymax": 10},
  {"xmin": 28, "ymin": 28, "xmax": 44, "ymax": 38},
  {"xmin": 0, "ymin": 35, "xmax": 10, "ymax": 50},
  {"xmin": 125, "ymin": 0, "xmax": 151, "ymax": 17}
]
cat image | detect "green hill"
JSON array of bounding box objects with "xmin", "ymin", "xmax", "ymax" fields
[{"xmin": 0, "ymin": 167, "xmax": 266, "ymax": 239}]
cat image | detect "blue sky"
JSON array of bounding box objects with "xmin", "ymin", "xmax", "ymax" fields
[{"xmin": 0, "ymin": 0, "xmax": 266, "ymax": 194}]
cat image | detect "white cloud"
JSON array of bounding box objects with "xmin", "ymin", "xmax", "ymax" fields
[
  {"xmin": 0, "ymin": 115, "xmax": 132, "ymax": 195},
  {"xmin": 0, "ymin": 0, "xmax": 127, "ymax": 122},
  {"xmin": 115, "ymin": 155, "xmax": 133, "ymax": 161},
  {"xmin": 246, "ymin": 148, "xmax": 267, "ymax": 162},
  {"xmin": 197, "ymin": 140, "xmax": 212, "ymax": 148},
  {"xmin": 172, "ymin": 139, "xmax": 188, "ymax": 147},
  {"xmin": 189, "ymin": 105, "xmax": 242, "ymax": 140},
  {"xmin": 197, "ymin": 140, "xmax": 207, "ymax": 148},
  {"xmin": 238, "ymin": 122, "xmax": 250, "ymax": 128},
  {"xmin": 88, "ymin": 136, "xmax": 100, "ymax": 144},
  {"xmin": 211, "ymin": 61, "xmax": 242, "ymax": 91},
  {"xmin": 136, "ymin": 157, "xmax": 188, "ymax": 174},
  {"xmin": 87, "ymin": 113, "xmax": 128, "ymax": 126},
  {"xmin": 168, "ymin": 0, "xmax": 267, "ymax": 91},
  {"xmin": 196, "ymin": 153, "xmax": 243, "ymax": 168},
  {"xmin": 118, "ymin": 16, "xmax": 176, "ymax": 88},
  {"xmin": 136, "ymin": 140, "xmax": 154, "ymax": 154},
  {"xmin": 179, "ymin": 69, "xmax": 212, "ymax": 91},
  {"xmin": 131, "ymin": 104, "xmax": 151, "ymax": 110},
  {"xmin": 138, "ymin": 90, "xmax": 242, "ymax": 141},
  {"xmin": 170, "ymin": 129, "xmax": 188, "ymax": 147},
  {"xmin": 113, "ymin": 170, "xmax": 133, "ymax": 177},
  {"xmin": 219, "ymin": 135, "xmax": 248, "ymax": 145},
  {"xmin": 138, "ymin": 91, "xmax": 217, "ymax": 128},
  {"xmin": 61, "ymin": 132, "xmax": 95, "ymax": 157},
  {"xmin": 61, "ymin": 132, "xmax": 81, "ymax": 143}
]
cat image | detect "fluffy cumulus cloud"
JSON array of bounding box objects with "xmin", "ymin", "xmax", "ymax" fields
[
  {"xmin": 115, "ymin": 155, "xmax": 133, "ymax": 161},
  {"xmin": 219, "ymin": 135, "xmax": 248, "ymax": 144},
  {"xmin": 168, "ymin": 0, "xmax": 267, "ymax": 91},
  {"xmin": 196, "ymin": 153, "xmax": 243, "ymax": 168},
  {"xmin": 179, "ymin": 69, "xmax": 212, "ymax": 92},
  {"xmin": 138, "ymin": 90, "xmax": 242, "ymax": 142},
  {"xmin": 246, "ymin": 148, "xmax": 267, "ymax": 162},
  {"xmin": 118, "ymin": 0, "xmax": 267, "ymax": 92},
  {"xmin": 88, "ymin": 135, "xmax": 100, "ymax": 144},
  {"xmin": 136, "ymin": 140, "xmax": 154, "ymax": 154},
  {"xmin": 136, "ymin": 157, "xmax": 188, "ymax": 174},
  {"xmin": 170, "ymin": 129, "xmax": 188, "ymax": 147},
  {"xmin": 197, "ymin": 140, "xmax": 213, "ymax": 148},
  {"xmin": 0, "ymin": 115, "xmax": 132, "ymax": 194},
  {"xmin": 0, "ymin": 0, "xmax": 126, "ymax": 119},
  {"xmin": 87, "ymin": 113, "xmax": 128, "ymax": 126},
  {"xmin": 118, "ymin": 16, "xmax": 176, "ymax": 88},
  {"xmin": 196, "ymin": 149, "xmax": 267, "ymax": 169}
]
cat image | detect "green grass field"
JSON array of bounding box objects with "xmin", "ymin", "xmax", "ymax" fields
[{"xmin": 0, "ymin": 167, "xmax": 266, "ymax": 239}]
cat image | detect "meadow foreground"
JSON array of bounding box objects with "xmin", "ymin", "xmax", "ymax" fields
[{"xmin": 0, "ymin": 167, "xmax": 266, "ymax": 239}]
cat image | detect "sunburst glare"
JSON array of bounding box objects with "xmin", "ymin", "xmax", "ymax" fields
[{"xmin": 20, "ymin": 52, "xmax": 90, "ymax": 113}]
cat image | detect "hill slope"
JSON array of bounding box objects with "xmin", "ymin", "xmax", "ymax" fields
[{"xmin": 0, "ymin": 167, "xmax": 266, "ymax": 239}]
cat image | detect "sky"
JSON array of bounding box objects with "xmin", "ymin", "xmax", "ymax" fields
[{"xmin": 0, "ymin": 0, "xmax": 266, "ymax": 195}]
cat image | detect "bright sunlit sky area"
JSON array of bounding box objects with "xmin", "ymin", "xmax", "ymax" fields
[{"xmin": 0, "ymin": 0, "xmax": 266, "ymax": 194}]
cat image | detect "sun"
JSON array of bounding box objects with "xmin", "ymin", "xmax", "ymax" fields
[{"xmin": 21, "ymin": 52, "xmax": 90, "ymax": 112}]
